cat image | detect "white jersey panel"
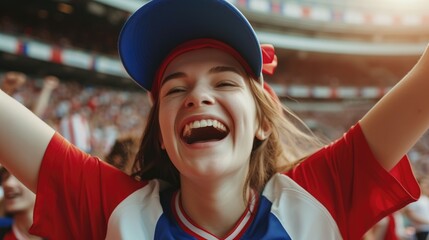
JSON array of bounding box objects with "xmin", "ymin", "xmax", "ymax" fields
[
  {"xmin": 105, "ymin": 180, "xmax": 164, "ymax": 239},
  {"xmin": 263, "ymin": 173, "xmax": 343, "ymax": 240}
]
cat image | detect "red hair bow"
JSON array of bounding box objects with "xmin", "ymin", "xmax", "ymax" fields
[
  {"xmin": 261, "ymin": 44, "xmax": 278, "ymax": 75},
  {"xmin": 261, "ymin": 44, "xmax": 281, "ymax": 107}
]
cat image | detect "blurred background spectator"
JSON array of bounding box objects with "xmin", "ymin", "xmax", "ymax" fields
[
  {"xmin": 404, "ymin": 176, "xmax": 429, "ymax": 240},
  {"xmin": 0, "ymin": 167, "xmax": 43, "ymax": 240}
]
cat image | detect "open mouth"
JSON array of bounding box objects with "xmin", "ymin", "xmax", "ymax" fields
[
  {"xmin": 4, "ymin": 191, "xmax": 20, "ymax": 200},
  {"xmin": 182, "ymin": 119, "xmax": 229, "ymax": 144}
]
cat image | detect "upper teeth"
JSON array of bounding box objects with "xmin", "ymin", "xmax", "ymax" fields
[
  {"xmin": 4, "ymin": 192, "xmax": 18, "ymax": 199},
  {"xmin": 183, "ymin": 119, "xmax": 227, "ymax": 137}
]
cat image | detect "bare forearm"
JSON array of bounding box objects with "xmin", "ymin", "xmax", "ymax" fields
[
  {"xmin": 0, "ymin": 89, "xmax": 55, "ymax": 192},
  {"xmin": 404, "ymin": 209, "xmax": 429, "ymax": 225},
  {"xmin": 360, "ymin": 44, "xmax": 429, "ymax": 170}
]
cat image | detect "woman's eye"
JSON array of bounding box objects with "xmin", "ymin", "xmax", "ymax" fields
[
  {"xmin": 216, "ymin": 81, "xmax": 237, "ymax": 88},
  {"xmin": 0, "ymin": 173, "xmax": 10, "ymax": 182},
  {"xmin": 166, "ymin": 87, "xmax": 186, "ymax": 95}
]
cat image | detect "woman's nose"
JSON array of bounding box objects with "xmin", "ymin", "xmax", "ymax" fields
[
  {"xmin": 2, "ymin": 175, "xmax": 18, "ymax": 188},
  {"xmin": 184, "ymin": 86, "xmax": 215, "ymax": 108}
]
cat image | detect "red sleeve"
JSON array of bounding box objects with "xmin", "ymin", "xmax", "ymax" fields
[
  {"xmin": 286, "ymin": 123, "xmax": 420, "ymax": 240},
  {"xmin": 384, "ymin": 214, "xmax": 398, "ymax": 240},
  {"xmin": 29, "ymin": 133, "xmax": 146, "ymax": 239},
  {"xmin": 3, "ymin": 231, "xmax": 16, "ymax": 240}
]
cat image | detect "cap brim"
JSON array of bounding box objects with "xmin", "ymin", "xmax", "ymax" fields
[{"xmin": 118, "ymin": 0, "xmax": 262, "ymax": 91}]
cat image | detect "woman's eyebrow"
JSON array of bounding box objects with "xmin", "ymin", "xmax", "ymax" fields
[
  {"xmin": 208, "ymin": 66, "xmax": 241, "ymax": 75},
  {"xmin": 162, "ymin": 66, "xmax": 241, "ymax": 84},
  {"xmin": 162, "ymin": 72, "xmax": 187, "ymax": 84}
]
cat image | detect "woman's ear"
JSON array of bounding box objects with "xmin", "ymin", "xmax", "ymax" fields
[
  {"xmin": 147, "ymin": 92, "xmax": 154, "ymax": 107},
  {"xmin": 160, "ymin": 142, "xmax": 165, "ymax": 150},
  {"xmin": 255, "ymin": 118, "xmax": 272, "ymax": 141},
  {"xmin": 159, "ymin": 135, "xmax": 165, "ymax": 150}
]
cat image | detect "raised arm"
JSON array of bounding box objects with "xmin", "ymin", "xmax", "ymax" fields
[
  {"xmin": 32, "ymin": 76, "xmax": 59, "ymax": 117},
  {"xmin": 360, "ymin": 44, "xmax": 429, "ymax": 170},
  {"xmin": 403, "ymin": 206, "xmax": 429, "ymax": 226},
  {"xmin": 0, "ymin": 90, "xmax": 55, "ymax": 192}
]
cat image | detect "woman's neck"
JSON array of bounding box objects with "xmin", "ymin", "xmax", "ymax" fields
[
  {"xmin": 179, "ymin": 174, "xmax": 252, "ymax": 238},
  {"xmin": 13, "ymin": 211, "xmax": 43, "ymax": 240}
]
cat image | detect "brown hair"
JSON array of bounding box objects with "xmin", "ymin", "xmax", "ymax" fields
[
  {"xmin": 105, "ymin": 136, "xmax": 139, "ymax": 175},
  {"xmin": 133, "ymin": 73, "xmax": 323, "ymax": 193},
  {"xmin": 132, "ymin": 102, "xmax": 180, "ymax": 185},
  {"xmin": 244, "ymin": 77, "xmax": 323, "ymax": 192}
]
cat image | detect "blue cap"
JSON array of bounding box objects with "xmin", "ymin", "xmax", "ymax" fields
[{"xmin": 118, "ymin": 0, "xmax": 262, "ymax": 91}]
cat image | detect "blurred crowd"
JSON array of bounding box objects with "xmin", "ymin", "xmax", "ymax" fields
[
  {"xmin": 0, "ymin": 71, "xmax": 149, "ymax": 159},
  {"xmin": 0, "ymin": 2, "xmax": 123, "ymax": 56}
]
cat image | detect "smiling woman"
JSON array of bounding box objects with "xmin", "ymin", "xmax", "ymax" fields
[
  {"xmin": 157, "ymin": 48, "xmax": 260, "ymax": 187},
  {"xmin": 0, "ymin": 167, "xmax": 43, "ymax": 240},
  {"xmin": 0, "ymin": 0, "xmax": 428, "ymax": 239}
]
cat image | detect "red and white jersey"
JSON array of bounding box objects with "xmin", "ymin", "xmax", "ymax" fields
[
  {"xmin": 29, "ymin": 124, "xmax": 419, "ymax": 240},
  {"xmin": 2, "ymin": 230, "xmax": 17, "ymax": 240},
  {"xmin": 59, "ymin": 112, "xmax": 91, "ymax": 153},
  {"xmin": 1, "ymin": 223, "xmax": 40, "ymax": 240}
]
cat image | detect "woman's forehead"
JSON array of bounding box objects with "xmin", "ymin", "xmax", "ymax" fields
[{"xmin": 163, "ymin": 48, "xmax": 246, "ymax": 76}]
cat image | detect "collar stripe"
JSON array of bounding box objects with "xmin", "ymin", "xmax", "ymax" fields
[{"xmin": 173, "ymin": 191, "xmax": 257, "ymax": 240}]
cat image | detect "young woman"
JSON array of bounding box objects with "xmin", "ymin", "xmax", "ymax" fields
[
  {"xmin": 0, "ymin": 168, "xmax": 43, "ymax": 240},
  {"xmin": 0, "ymin": 0, "xmax": 426, "ymax": 239}
]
